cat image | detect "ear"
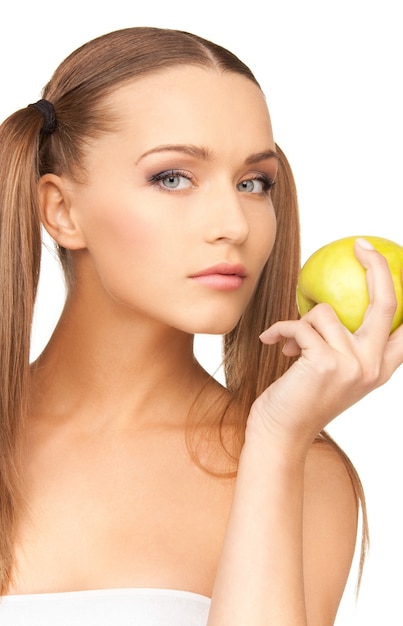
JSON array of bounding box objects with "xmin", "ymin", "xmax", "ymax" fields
[{"xmin": 38, "ymin": 173, "xmax": 86, "ymax": 250}]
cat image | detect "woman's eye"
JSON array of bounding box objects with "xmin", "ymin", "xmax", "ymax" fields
[
  {"xmin": 237, "ymin": 177, "xmax": 275, "ymax": 194},
  {"xmin": 150, "ymin": 170, "xmax": 194, "ymax": 191}
]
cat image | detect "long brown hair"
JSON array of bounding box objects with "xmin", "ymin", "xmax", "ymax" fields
[{"xmin": 0, "ymin": 26, "xmax": 367, "ymax": 594}]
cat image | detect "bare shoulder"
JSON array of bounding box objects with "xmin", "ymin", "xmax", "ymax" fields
[
  {"xmin": 305, "ymin": 437, "xmax": 359, "ymax": 506},
  {"xmin": 304, "ymin": 437, "xmax": 359, "ymax": 545},
  {"xmin": 303, "ymin": 438, "xmax": 359, "ymax": 624}
]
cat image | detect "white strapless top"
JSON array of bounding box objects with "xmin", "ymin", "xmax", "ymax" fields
[{"xmin": 0, "ymin": 587, "xmax": 211, "ymax": 625}]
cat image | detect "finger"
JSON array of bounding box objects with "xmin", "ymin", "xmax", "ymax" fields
[
  {"xmin": 260, "ymin": 318, "xmax": 330, "ymax": 355},
  {"xmin": 299, "ymin": 303, "xmax": 354, "ymax": 351},
  {"xmin": 281, "ymin": 338, "xmax": 301, "ymax": 357},
  {"xmin": 261, "ymin": 303, "xmax": 353, "ymax": 356},
  {"xmin": 354, "ymin": 238, "xmax": 397, "ymax": 345},
  {"xmin": 378, "ymin": 323, "xmax": 403, "ymax": 384}
]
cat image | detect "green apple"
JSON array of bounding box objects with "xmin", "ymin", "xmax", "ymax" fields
[{"xmin": 296, "ymin": 236, "xmax": 403, "ymax": 333}]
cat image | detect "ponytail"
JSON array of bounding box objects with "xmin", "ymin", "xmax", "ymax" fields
[{"xmin": 0, "ymin": 107, "xmax": 44, "ymax": 592}]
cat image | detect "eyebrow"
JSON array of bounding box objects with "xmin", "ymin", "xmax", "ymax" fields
[
  {"xmin": 136, "ymin": 144, "xmax": 278, "ymax": 165},
  {"xmin": 245, "ymin": 149, "xmax": 279, "ymax": 165},
  {"xmin": 136, "ymin": 144, "xmax": 212, "ymax": 164}
]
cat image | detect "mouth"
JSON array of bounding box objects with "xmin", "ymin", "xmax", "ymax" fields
[{"xmin": 189, "ymin": 263, "xmax": 247, "ymax": 291}]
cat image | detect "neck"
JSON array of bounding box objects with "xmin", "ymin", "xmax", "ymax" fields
[{"xmin": 30, "ymin": 289, "xmax": 215, "ymax": 431}]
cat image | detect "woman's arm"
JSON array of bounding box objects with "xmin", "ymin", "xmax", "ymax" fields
[{"xmin": 208, "ymin": 240, "xmax": 403, "ymax": 625}]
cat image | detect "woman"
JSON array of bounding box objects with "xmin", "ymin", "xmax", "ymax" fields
[{"xmin": 0, "ymin": 27, "xmax": 401, "ymax": 625}]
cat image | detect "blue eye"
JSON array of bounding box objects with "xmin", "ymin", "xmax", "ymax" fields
[
  {"xmin": 162, "ymin": 175, "xmax": 181, "ymax": 189},
  {"xmin": 149, "ymin": 170, "xmax": 194, "ymax": 190},
  {"xmin": 237, "ymin": 176, "xmax": 275, "ymax": 194}
]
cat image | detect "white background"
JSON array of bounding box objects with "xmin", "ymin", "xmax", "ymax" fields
[{"xmin": 1, "ymin": 1, "xmax": 402, "ymax": 623}]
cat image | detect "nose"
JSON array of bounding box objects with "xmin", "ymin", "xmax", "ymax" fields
[{"xmin": 202, "ymin": 182, "xmax": 250, "ymax": 245}]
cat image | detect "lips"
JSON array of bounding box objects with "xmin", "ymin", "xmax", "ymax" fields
[
  {"xmin": 189, "ymin": 263, "xmax": 247, "ymax": 291},
  {"xmin": 190, "ymin": 263, "xmax": 247, "ymax": 279}
]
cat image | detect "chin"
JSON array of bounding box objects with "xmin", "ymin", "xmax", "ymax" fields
[{"xmin": 187, "ymin": 318, "xmax": 240, "ymax": 336}]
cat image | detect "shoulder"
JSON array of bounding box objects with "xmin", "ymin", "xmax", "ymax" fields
[
  {"xmin": 304, "ymin": 437, "xmax": 359, "ymax": 545},
  {"xmin": 303, "ymin": 438, "xmax": 359, "ymax": 623},
  {"xmin": 304, "ymin": 437, "xmax": 359, "ymax": 507}
]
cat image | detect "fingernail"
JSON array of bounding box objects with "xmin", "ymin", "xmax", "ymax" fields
[
  {"xmin": 259, "ymin": 329, "xmax": 269, "ymax": 341},
  {"xmin": 356, "ymin": 237, "xmax": 375, "ymax": 250}
]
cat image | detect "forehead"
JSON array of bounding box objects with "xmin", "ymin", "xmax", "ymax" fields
[{"xmin": 103, "ymin": 66, "xmax": 274, "ymax": 151}]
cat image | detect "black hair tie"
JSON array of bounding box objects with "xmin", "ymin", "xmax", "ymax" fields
[{"xmin": 28, "ymin": 99, "xmax": 57, "ymax": 135}]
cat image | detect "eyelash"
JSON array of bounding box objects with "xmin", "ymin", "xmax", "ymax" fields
[
  {"xmin": 148, "ymin": 169, "xmax": 194, "ymax": 190},
  {"xmin": 240, "ymin": 174, "xmax": 276, "ymax": 195},
  {"xmin": 148, "ymin": 169, "xmax": 276, "ymax": 195}
]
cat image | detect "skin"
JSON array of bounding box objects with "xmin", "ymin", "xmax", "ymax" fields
[
  {"xmin": 10, "ymin": 67, "xmax": 403, "ymax": 625},
  {"xmin": 15, "ymin": 67, "xmax": 278, "ymax": 593}
]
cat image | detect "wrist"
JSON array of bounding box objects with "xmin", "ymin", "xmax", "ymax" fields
[{"xmin": 244, "ymin": 402, "xmax": 315, "ymax": 467}]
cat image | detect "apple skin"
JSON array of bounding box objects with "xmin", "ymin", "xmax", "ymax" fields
[{"xmin": 296, "ymin": 236, "xmax": 403, "ymax": 333}]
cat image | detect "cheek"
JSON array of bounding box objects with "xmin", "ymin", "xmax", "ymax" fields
[
  {"xmin": 87, "ymin": 202, "xmax": 155, "ymax": 254},
  {"xmin": 81, "ymin": 201, "xmax": 167, "ymax": 283},
  {"xmin": 252, "ymin": 206, "xmax": 277, "ymax": 267}
]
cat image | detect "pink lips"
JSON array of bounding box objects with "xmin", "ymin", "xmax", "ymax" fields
[{"xmin": 190, "ymin": 263, "xmax": 247, "ymax": 291}]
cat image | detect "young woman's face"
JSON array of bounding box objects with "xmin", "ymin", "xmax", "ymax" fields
[{"xmin": 63, "ymin": 66, "xmax": 278, "ymax": 335}]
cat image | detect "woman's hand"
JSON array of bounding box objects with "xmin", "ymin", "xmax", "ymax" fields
[{"xmin": 251, "ymin": 238, "xmax": 403, "ymax": 453}]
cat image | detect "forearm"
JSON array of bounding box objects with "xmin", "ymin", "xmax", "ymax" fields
[
  {"xmin": 208, "ymin": 241, "xmax": 403, "ymax": 625},
  {"xmin": 208, "ymin": 421, "xmax": 308, "ymax": 626}
]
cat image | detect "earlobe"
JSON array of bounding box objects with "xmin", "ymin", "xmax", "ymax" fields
[{"xmin": 38, "ymin": 173, "xmax": 86, "ymax": 250}]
